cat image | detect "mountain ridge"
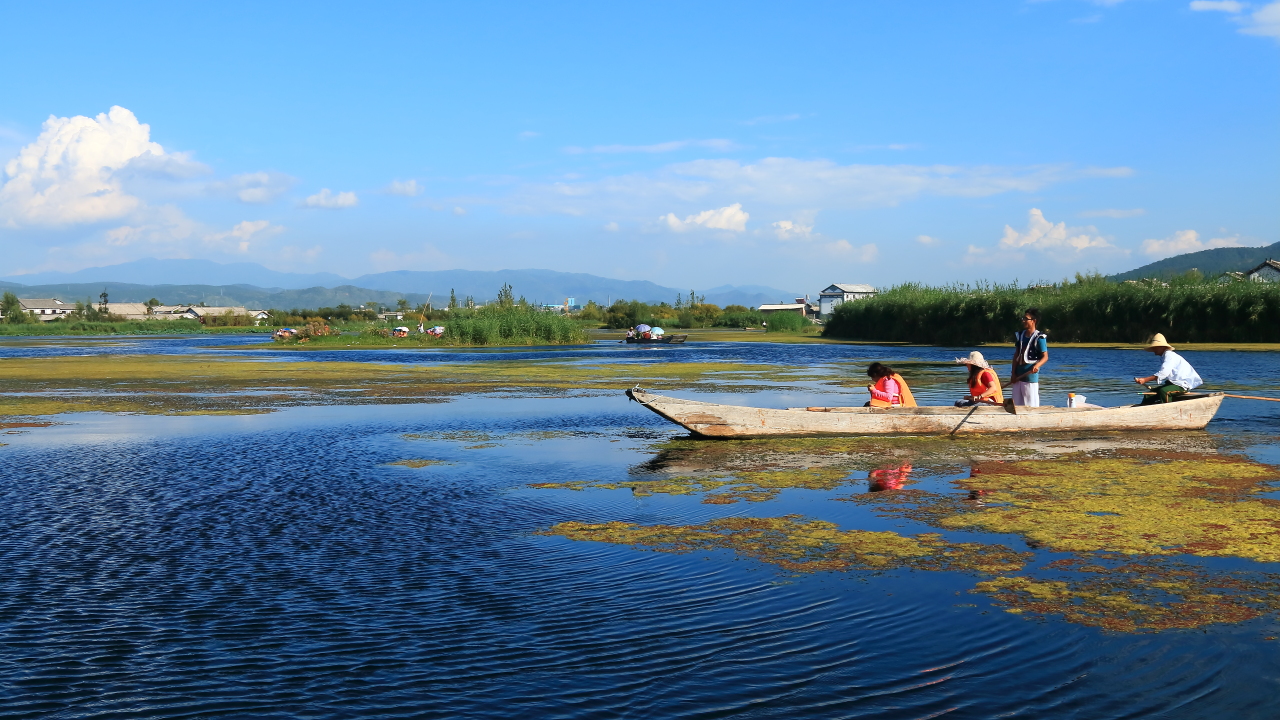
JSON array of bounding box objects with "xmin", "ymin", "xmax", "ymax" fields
[{"xmin": 1, "ymin": 259, "xmax": 801, "ymax": 308}]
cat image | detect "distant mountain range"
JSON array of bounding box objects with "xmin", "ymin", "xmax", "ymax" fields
[
  {"xmin": 1109, "ymin": 242, "xmax": 1280, "ymax": 282},
  {"xmin": 0, "ymin": 259, "xmax": 802, "ymax": 309}
]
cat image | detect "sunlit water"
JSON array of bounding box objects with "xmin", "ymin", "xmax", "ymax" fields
[{"xmin": 2, "ymin": 338, "xmax": 1280, "ymax": 718}]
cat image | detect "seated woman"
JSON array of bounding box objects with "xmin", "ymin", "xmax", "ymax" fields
[
  {"xmin": 954, "ymin": 351, "xmax": 1004, "ymax": 407},
  {"xmin": 865, "ymin": 362, "xmax": 916, "ymax": 408}
]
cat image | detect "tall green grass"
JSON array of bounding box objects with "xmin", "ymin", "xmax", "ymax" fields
[
  {"xmin": 444, "ymin": 305, "xmax": 590, "ymax": 345},
  {"xmin": 764, "ymin": 311, "xmax": 808, "ymax": 332},
  {"xmin": 823, "ymin": 280, "xmax": 1280, "ymax": 344},
  {"xmin": 0, "ymin": 320, "xmax": 207, "ymax": 336}
]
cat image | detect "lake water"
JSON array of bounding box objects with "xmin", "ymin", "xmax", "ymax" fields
[{"xmin": 3, "ymin": 337, "xmax": 1280, "ymax": 718}]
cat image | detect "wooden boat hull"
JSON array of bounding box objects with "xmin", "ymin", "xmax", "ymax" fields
[
  {"xmin": 626, "ymin": 389, "xmax": 1225, "ymax": 437},
  {"xmin": 625, "ymin": 335, "xmax": 688, "ymax": 344}
]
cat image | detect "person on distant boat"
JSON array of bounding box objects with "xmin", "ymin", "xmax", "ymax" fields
[
  {"xmin": 864, "ymin": 362, "xmax": 917, "ymax": 408},
  {"xmin": 1009, "ymin": 307, "xmax": 1049, "ymax": 407},
  {"xmin": 626, "ymin": 327, "xmax": 635, "ymax": 339},
  {"xmin": 1134, "ymin": 333, "xmax": 1202, "ymax": 404},
  {"xmin": 955, "ymin": 351, "xmax": 1004, "ymax": 407},
  {"xmin": 651, "ymin": 326, "xmax": 664, "ymax": 338}
]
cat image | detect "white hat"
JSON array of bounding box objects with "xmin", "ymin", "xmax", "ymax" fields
[{"xmin": 955, "ymin": 350, "xmax": 990, "ymax": 369}]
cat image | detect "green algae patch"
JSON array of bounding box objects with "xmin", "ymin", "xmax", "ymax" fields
[
  {"xmin": 541, "ymin": 516, "xmax": 1029, "ymax": 575},
  {"xmin": 974, "ymin": 560, "xmax": 1280, "ymax": 632},
  {"xmin": 0, "ymin": 354, "xmax": 831, "ymax": 417},
  {"xmin": 386, "ymin": 459, "xmax": 450, "ymax": 468},
  {"xmin": 937, "ymin": 455, "xmax": 1280, "ymax": 562},
  {"xmin": 532, "ymin": 467, "xmax": 860, "ymax": 504}
]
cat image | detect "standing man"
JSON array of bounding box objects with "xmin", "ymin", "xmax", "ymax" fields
[{"xmin": 1009, "ymin": 307, "xmax": 1049, "ymax": 407}]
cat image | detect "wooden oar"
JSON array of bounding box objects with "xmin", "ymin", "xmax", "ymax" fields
[{"xmin": 1224, "ymin": 393, "xmax": 1280, "ymax": 402}]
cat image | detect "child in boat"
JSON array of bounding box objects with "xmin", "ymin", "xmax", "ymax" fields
[
  {"xmin": 865, "ymin": 362, "xmax": 902, "ymax": 408},
  {"xmin": 955, "ymin": 351, "xmax": 1004, "ymax": 406}
]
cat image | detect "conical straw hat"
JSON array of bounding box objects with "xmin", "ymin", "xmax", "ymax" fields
[{"xmin": 1145, "ymin": 333, "xmax": 1174, "ymax": 351}]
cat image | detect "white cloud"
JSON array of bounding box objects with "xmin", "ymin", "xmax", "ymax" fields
[
  {"xmin": 519, "ymin": 158, "xmax": 1131, "ymax": 219},
  {"xmin": 1242, "ymin": 1, "xmax": 1280, "ymax": 38},
  {"xmin": 303, "ymin": 188, "xmax": 358, "ymax": 208},
  {"xmin": 204, "ymin": 220, "xmax": 284, "ymax": 253},
  {"xmin": 772, "ymin": 219, "xmax": 814, "ymax": 241},
  {"xmin": 916, "ymin": 234, "xmax": 941, "ymax": 245},
  {"xmin": 1141, "ymin": 229, "xmax": 1242, "ymax": 257},
  {"xmin": 1000, "ymin": 208, "xmax": 1114, "ymax": 252},
  {"xmin": 1190, "ymin": 1, "xmax": 1244, "ymax": 12},
  {"xmin": 0, "ymin": 106, "xmax": 196, "ymax": 226},
  {"xmin": 565, "ymin": 139, "xmax": 738, "ymax": 154},
  {"xmin": 214, "ymin": 171, "xmax": 293, "ymax": 204},
  {"xmin": 385, "ymin": 179, "xmax": 422, "ymax": 197},
  {"xmin": 826, "ymin": 240, "xmax": 879, "ymax": 262},
  {"xmin": 603, "ymin": 221, "xmax": 619, "ymax": 232},
  {"xmin": 518, "ymin": 131, "xmax": 540, "ymax": 139},
  {"xmin": 661, "ymin": 203, "xmax": 749, "ymax": 232},
  {"xmin": 1079, "ymin": 208, "xmax": 1145, "ymax": 218},
  {"xmin": 453, "ymin": 206, "xmax": 467, "ymax": 216}
]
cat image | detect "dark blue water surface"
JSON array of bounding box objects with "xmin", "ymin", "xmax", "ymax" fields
[{"xmin": 3, "ymin": 338, "xmax": 1280, "ymax": 718}]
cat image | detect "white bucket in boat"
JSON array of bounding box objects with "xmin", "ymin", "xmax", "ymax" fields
[{"xmin": 1069, "ymin": 394, "xmax": 1087, "ymax": 408}]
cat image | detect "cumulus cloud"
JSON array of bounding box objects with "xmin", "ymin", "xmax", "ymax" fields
[
  {"xmin": 453, "ymin": 206, "xmax": 467, "ymax": 216},
  {"xmin": 204, "ymin": 220, "xmax": 284, "ymax": 253},
  {"xmin": 661, "ymin": 203, "xmax": 749, "ymax": 232},
  {"xmin": 0, "ymin": 106, "xmax": 197, "ymax": 226},
  {"xmin": 565, "ymin": 139, "xmax": 738, "ymax": 154},
  {"xmin": 303, "ymin": 188, "xmax": 358, "ymax": 208},
  {"xmin": 603, "ymin": 221, "xmax": 619, "ymax": 232},
  {"xmin": 385, "ymin": 179, "xmax": 421, "ymax": 197},
  {"xmin": 1079, "ymin": 207, "xmax": 1145, "ymax": 218},
  {"xmin": 1000, "ymin": 208, "xmax": 1114, "ymax": 252},
  {"xmin": 772, "ymin": 219, "xmax": 814, "ymax": 241},
  {"xmin": 1141, "ymin": 230, "xmax": 1242, "ymax": 257},
  {"xmin": 916, "ymin": 234, "xmax": 941, "ymax": 245}
]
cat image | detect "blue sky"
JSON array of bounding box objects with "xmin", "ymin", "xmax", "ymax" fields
[{"xmin": 0, "ymin": 0, "xmax": 1275, "ymax": 291}]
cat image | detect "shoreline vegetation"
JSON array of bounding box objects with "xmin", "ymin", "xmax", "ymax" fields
[{"xmin": 823, "ymin": 273, "xmax": 1280, "ymax": 345}]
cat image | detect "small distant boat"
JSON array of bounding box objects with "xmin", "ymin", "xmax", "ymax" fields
[
  {"xmin": 625, "ymin": 389, "xmax": 1224, "ymax": 437},
  {"xmin": 625, "ymin": 335, "xmax": 688, "ymax": 344}
]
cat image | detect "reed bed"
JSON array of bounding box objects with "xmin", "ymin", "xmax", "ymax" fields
[
  {"xmin": 0, "ymin": 320, "xmax": 207, "ymax": 336},
  {"xmin": 442, "ymin": 305, "xmax": 590, "ymax": 345},
  {"xmin": 823, "ymin": 281, "xmax": 1280, "ymax": 345}
]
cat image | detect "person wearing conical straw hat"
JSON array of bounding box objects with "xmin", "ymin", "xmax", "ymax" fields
[
  {"xmin": 1134, "ymin": 333, "xmax": 1202, "ymax": 405},
  {"xmin": 955, "ymin": 351, "xmax": 1004, "ymax": 407}
]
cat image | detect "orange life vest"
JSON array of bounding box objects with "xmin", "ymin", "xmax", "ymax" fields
[
  {"xmin": 870, "ymin": 373, "xmax": 918, "ymax": 408},
  {"xmin": 969, "ymin": 367, "xmax": 1004, "ymax": 404}
]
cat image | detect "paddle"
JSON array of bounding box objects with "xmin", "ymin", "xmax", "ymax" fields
[{"xmin": 1224, "ymin": 394, "xmax": 1280, "ymax": 403}]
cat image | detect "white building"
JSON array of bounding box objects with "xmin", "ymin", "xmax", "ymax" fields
[
  {"xmin": 18, "ymin": 298, "xmax": 73, "ymax": 321},
  {"xmin": 818, "ymin": 284, "xmax": 877, "ymax": 319},
  {"xmin": 1247, "ymin": 260, "xmax": 1280, "ymax": 282}
]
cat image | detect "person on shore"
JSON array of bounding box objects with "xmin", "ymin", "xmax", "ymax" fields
[
  {"xmin": 1134, "ymin": 333, "xmax": 1202, "ymax": 404},
  {"xmin": 955, "ymin": 351, "xmax": 1004, "ymax": 407},
  {"xmin": 1009, "ymin": 308, "xmax": 1049, "ymax": 407},
  {"xmin": 864, "ymin": 362, "xmax": 917, "ymax": 408}
]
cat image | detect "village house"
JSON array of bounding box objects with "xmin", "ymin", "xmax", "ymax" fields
[
  {"xmin": 150, "ymin": 305, "xmax": 271, "ymax": 323},
  {"xmin": 818, "ymin": 283, "xmax": 876, "ymax": 320},
  {"xmin": 378, "ymin": 311, "xmax": 405, "ymax": 321},
  {"xmin": 1246, "ymin": 260, "xmax": 1280, "ymax": 282},
  {"xmin": 17, "ymin": 298, "xmax": 73, "ymax": 321},
  {"xmin": 104, "ymin": 303, "xmax": 157, "ymax": 320}
]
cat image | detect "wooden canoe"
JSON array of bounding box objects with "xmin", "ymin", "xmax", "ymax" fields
[{"xmin": 625, "ymin": 389, "xmax": 1225, "ymax": 437}]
